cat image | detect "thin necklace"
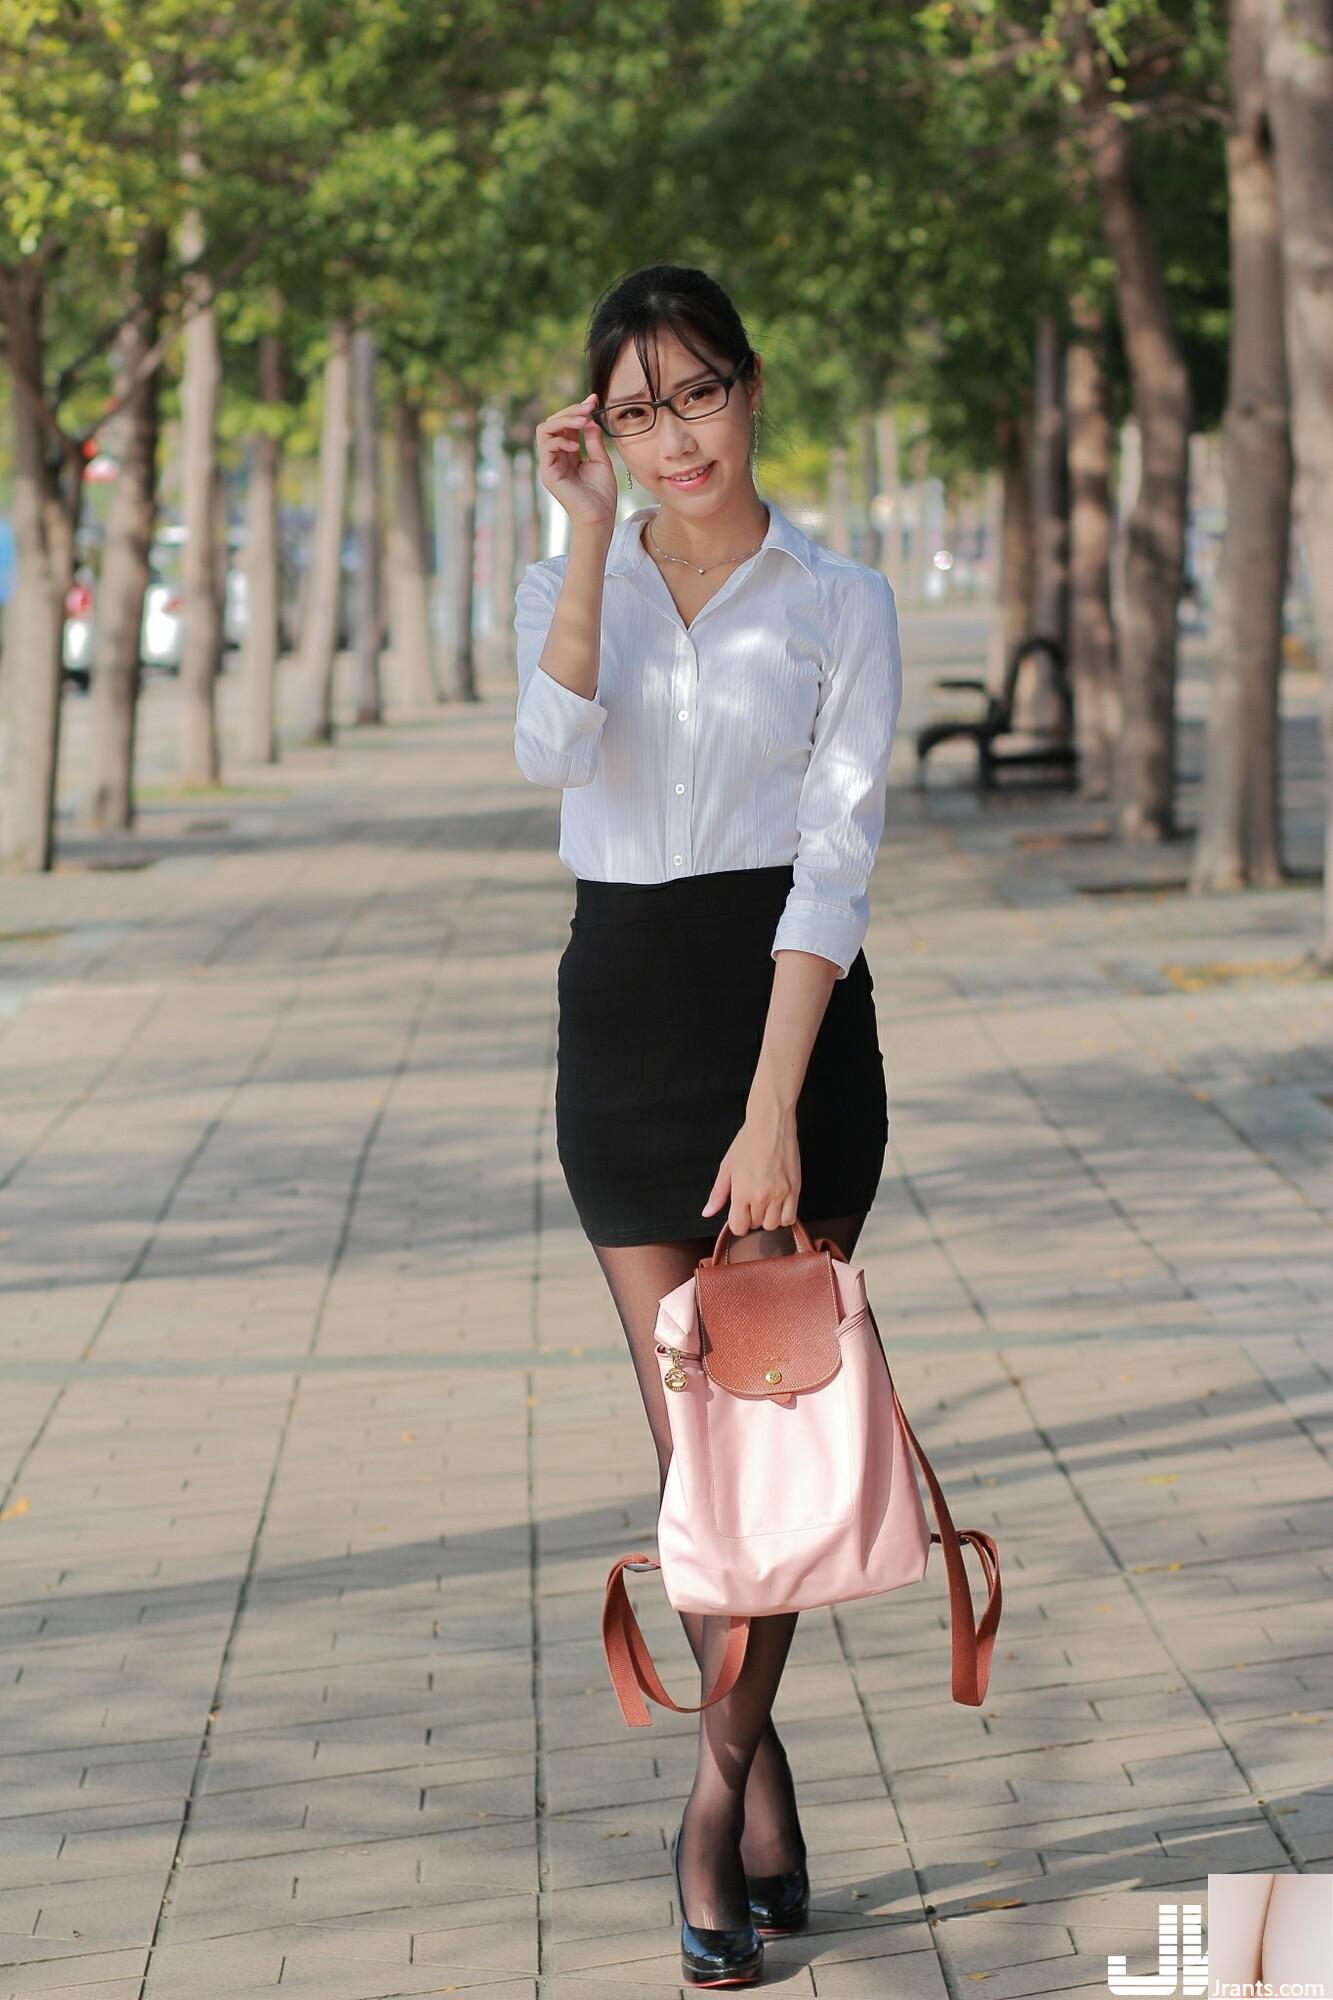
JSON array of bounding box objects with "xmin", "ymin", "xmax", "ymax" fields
[{"xmin": 647, "ymin": 510, "xmax": 767, "ymax": 577}]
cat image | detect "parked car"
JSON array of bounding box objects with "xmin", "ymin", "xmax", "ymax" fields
[
  {"xmin": 142, "ymin": 564, "xmax": 185, "ymax": 670},
  {"xmin": 61, "ymin": 572, "xmax": 97, "ymax": 686},
  {"xmin": 149, "ymin": 524, "xmax": 245, "ymax": 661},
  {"xmin": 61, "ymin": 529, "xmax": 245, "ymax": 688},
  {"xmin": 150, "ymin": 522, "xmax": 301, "ymax": 656},
  {"xmin": 62, "ymin": 561, "xmax": 185, "ymax": 689},
  {"xmin": 59, "ymin": 514, "xmax": 354, "ymax": 687}
]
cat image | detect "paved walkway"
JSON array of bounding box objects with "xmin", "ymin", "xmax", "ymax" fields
[{"xmin": 1, "ymin": 625, "xmax": 1331, "ymax": 1998}]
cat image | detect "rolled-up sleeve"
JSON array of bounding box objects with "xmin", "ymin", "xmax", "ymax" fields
[
  {"xmin": 512, "ymin": 558, "xmax": 608, "ymax": 789},
  {"xmin": 771, "ymin": 570, "xmax": 903, "ymax": 978}
]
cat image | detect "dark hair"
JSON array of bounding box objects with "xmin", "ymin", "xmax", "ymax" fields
[{"xmin": 585, "ymin": 263, "xmax": 762, "ymax": 435}]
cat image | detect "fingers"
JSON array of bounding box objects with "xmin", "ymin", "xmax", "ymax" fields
[
  {"xmin": 706, "ymin": 1134, "xmax": 800, "ymax": 1240},
  {"xmin": 535, "ymin": 392, "xmax": 598, "ymax": 459},
  {"xmin": 728, "ymin": 1190, "xmax": 797, "ymax": 1237},
  {"xmin": 534, "ymin": 394, "xmax": 616, "ymax": 507},
  {"xmin": 539, "ymin": 391, "xmax": 597, "ymax": 428}
]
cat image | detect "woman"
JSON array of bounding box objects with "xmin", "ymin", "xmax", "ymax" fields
[{"xmin": 513, "ymin": 263, "xmax": 903, "ymax": 1989}]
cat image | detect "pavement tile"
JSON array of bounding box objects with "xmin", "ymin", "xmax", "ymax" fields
[{"xmin": 5, "ymin": 643, "xmax": 1330, "ymax": 2000}]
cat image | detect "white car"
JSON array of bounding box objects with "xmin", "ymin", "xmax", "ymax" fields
[
  {"xmin": 62, "ymin": 570, "xmax": 184, "ymax": 687},
  {"xmin": 62, "ymin": 533, "xmax": 244, "ymax": 687},
  {"xmin": 142, "ymin": 573, "xmax": 185, "ymax": 669}
]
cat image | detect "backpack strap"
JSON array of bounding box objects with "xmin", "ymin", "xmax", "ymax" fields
[
  {"xmin": 891, "ymin": 1384, "xmax": 1003, "ymax": 1705},
  {"xmin": 601, "ymin": 1555, "xmax": 752, "ymax": 1728},
  {"xmin": 599, "ymin": 1367, "xmax": 1004, "ymax": 1724}
]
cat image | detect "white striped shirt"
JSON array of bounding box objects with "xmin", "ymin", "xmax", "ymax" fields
[{"xmin": 512, "ymin": 499, "xmax": 903, "ymax": 979}]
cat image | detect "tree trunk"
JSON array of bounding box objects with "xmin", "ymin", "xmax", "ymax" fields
[
  {"xmin": 515, "ymin": 449, "xmax": 542, "ymax": 571},
  {"xmin": 1031, "ymin": 318, "xmax": 1069, "ymax": 642},
  {"xmin": 1194, "ymin": 0, "xmax": 1293, "ymax": 890},
  {"xmin": 0, "ymin": 263, "xmax": 74, "ymax": 871},
  {"xmin": 85, "ymin": 229, "xmax": 167, "ymax": 830},
  {"xmin": 858, "ymin": 410, "xmax": 880, "ymax": 567},
  {"xmin": 488, "ymin": 433, "xmax": 517, "ymax": 678},
  {"xmin": 351, "ymin": 326, "xmax": 383, "ymax": 726},
  {"xmin": 1016, "ymin": 314, "xmax": 1069, "ymax": 733},
  {"xmin": 1066, "ymin": 294, "xmax": 1120, "ymax": 799},
  {"xmin": 826, "ymin": 442, "xmax": 851, "ymax": 555},
  {"xmin": 443, "ymin": 400, "xmax": 479, "ymax": 702},
  {"xmin": 990, "ymin": 398, "xmax": 1034, "ymax": 691},
  {"xmin": 298, "ymin": 320, "xmax": 352, "ymax": 743},
  {"xmin": 388, "ymin": 395, "xmax": 438, "ymax": 707},
  {"xmin": 1079, "ymin": 59, "xmax": 1192, "ymax": 842},
  {"xmin": 240, "ymin": 329, "xmax": 285, "ymax": 766},
  {"xmin": 983, "ymin": 466, "xmax": 1003, "ymax": 608},
  {"xmin": 178, "ymin": 195, "xmax": 222, "ymax": 788},
  {"xmin": 874, "ymin": 409, "xmax": 902, "ymax": 580},
  {"xmin": 511, "ymin": 395, "xmax": 543, "ymax": 573},
  {"xmin": 525, "ymin": 432, "xmax": 545, "ymax": 564},
  {"xmin": 1264, "ymin": 0, "xmax": 1333, "ymax": 958}
]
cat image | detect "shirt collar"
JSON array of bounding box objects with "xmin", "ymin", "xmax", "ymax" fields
[{"xmin": 604, "ymin": 499, "xmax": 817, "ymax": 580}]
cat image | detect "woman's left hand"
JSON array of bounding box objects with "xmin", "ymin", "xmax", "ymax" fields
[{"xmin": 701, "ymin": 1101, "xmax": 801, "ymax": 1236}]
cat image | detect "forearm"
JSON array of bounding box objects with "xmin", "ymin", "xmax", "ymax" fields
[
  {"xmin": 747, "ymin": 947, "xmax": 839, "ymax": 1116},
  {"xmin": 537, "ymin": 522, "xmax": 614, "ymax": 701}
]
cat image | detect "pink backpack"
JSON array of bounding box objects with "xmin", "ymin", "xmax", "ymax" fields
[{"xmin": 601, "ymin": 1221, "xmax": 1002, "ymax": 1727}]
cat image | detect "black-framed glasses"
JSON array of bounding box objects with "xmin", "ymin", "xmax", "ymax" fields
[{"xmin": 591, "ymin": 354, "xmax": 753, "ymax": 439}]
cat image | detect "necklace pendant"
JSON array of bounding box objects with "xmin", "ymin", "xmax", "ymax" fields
[{"xmin": 646, "ymin": 517, "xmax": 764, "ymax": 577}]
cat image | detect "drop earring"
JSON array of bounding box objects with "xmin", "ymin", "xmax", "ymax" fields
[
  {"xmin": 624, "ymin": 465, "xmax": 632, "ymax": 490},
  {"xmin": 751, "ymin": 410, "xmax": 761, "ymax": 460}
]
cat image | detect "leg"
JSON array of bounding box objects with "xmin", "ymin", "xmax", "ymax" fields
[
  {"xmin": 732, "ymin": 1211, "xmax": 869, "ymax": 1880},
  {"xmin": 589, "ymin": 1233, "xmax": 709, "ymax": 1495},
  {"xmin": 592, "ymin": 1229, "xmax": 778, "ymax": 1928},
  {"xmin": 590, "ymin": 1213, "xmax": 869, "ymax": 1927}
]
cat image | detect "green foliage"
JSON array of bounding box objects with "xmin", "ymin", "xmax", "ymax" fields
[{"xmin": 1, "ymin": 0, "xmax": 1231, "ymax": 507}]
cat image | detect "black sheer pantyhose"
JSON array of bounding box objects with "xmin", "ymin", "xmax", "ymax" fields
[{"xmin": 590, "ymin": 1212, "xmax": 868, "ymax": 1931}]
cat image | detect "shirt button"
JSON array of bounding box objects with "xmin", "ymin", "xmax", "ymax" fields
[
  {"xmin": 674, "ymin": 783, "xmax": 685, "ymax": 794},
  {"xmin": 672, "ymin": 854, "xmax": 683, "ymax": 867},
  {"xmin": 677, "ymin": 709, "xmax": 688, "ymax": 721}
]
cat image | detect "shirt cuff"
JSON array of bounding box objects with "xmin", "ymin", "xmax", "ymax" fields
[
  {"xmin": 525, "ymin": 663, "xmax": 607, "ymax": 738},
  {"xmin": 513, "ymin": 665, "xmax": 608, "ymax": 787},
  {"xmin": 770, "ymin": 896, "xmax": 863, "ymax": 980}
]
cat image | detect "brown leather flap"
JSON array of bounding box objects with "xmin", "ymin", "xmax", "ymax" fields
[{"xmin": 694, "ymin": 1250, "xmax": 843, "ymax": 1398}]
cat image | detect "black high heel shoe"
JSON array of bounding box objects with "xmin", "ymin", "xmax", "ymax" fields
[
  {"xmin": 745, "ymin": 1840, "xmax": 810, "ymax": 1936},
  {"xmin": 671, "ymin": 1822, "xmax": 765, "ymax": 1989}
]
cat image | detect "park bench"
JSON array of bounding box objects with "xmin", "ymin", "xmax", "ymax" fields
[{"xmin": 914, "ymin": 633, "xmax": 1078, "ymax": 793}]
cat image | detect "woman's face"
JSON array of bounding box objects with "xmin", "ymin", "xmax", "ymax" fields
[{"xmin": 601, "ymin": 327, "xmax": 763, "ymax": 513}]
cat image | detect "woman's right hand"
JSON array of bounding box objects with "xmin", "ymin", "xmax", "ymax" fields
[{"xmin": 535, "ymin": 393, "xmax": 619, "ymax": 532}]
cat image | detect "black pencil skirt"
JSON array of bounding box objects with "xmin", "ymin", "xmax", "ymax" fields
[{"xmin": 554, "ymin": 863, "xmax": 888, "ymax": 1247}]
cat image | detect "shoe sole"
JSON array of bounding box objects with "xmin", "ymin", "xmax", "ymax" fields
[
  {"xmin": 752, "ymin": 1906, "xmax": 808, "ymax": 1937},
  {"xmin": 682, "ymin": 1978, "xmax": 762, "ymax": 1990}
]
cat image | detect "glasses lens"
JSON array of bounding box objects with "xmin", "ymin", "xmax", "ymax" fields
[
  {"xmin": 672, "ymin": 380, "xmax": 727, "ymax": 420},
  {"xmin": 602, "ymin": 403, "xmax": 653, "ymax": 438}
]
